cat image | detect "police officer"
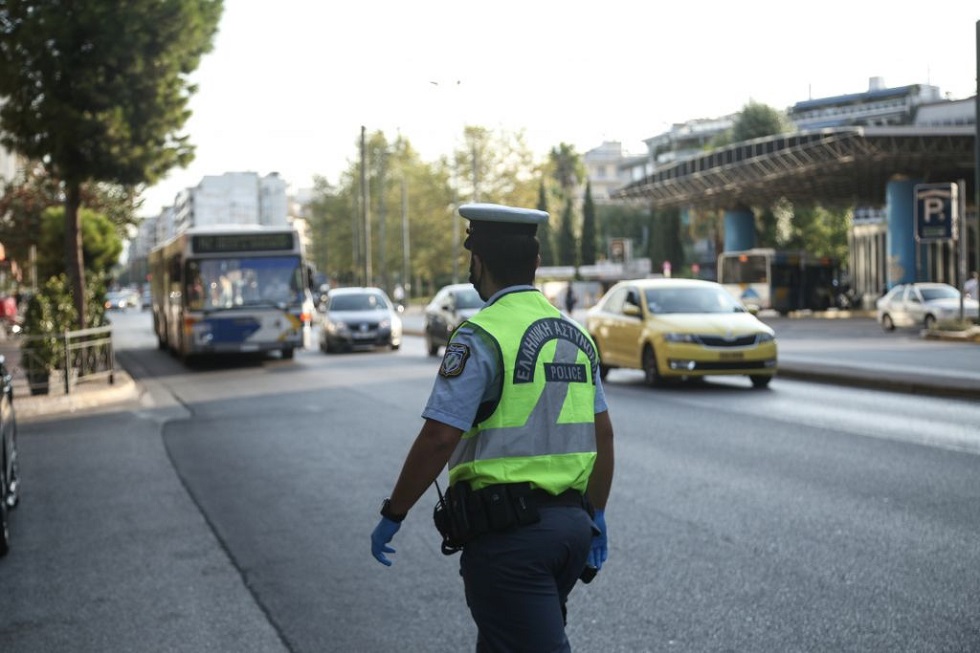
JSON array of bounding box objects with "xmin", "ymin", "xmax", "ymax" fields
[{"xmin": 371, "ymin": 202, "xmax": 615, "ymax": 652}]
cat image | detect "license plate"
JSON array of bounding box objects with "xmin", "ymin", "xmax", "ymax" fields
[
  {"xmin": 353, "ymin": 332, "xmax": 376, "ymax": 340},
  {"xmin": 719, "ymin": 351, "xmax": 744, "ymax": 360}
]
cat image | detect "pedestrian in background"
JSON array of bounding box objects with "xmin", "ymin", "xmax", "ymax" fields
[
  {"xmin": 564, "ymin": 282, "xmax": 577, "ymax": 316},
  {"xmin": 964, "ymin": 271, "xmax": 979, "ymax": 300},
  {"xmin": 371, "ymin": 202, "xmax": 615, "ymax": 652}
]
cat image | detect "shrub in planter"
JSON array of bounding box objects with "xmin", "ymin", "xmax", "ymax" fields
[
  {"xmin": 20, "ymin": 294, "xmax": 60, "ymax": 395},
  {"xmin": 19, "ymin": 276, "xmax": 78, "ymax": 395}
]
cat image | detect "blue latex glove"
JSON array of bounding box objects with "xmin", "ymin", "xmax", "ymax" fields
[
  {"xmin": 588, "ymin": 509, "xmax": 608, "ymax": 570},
  {"xmin": 371, "ymin": 516, "xmax": 401, "ymax": 566}
]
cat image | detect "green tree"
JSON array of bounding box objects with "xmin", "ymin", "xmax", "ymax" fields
[
  {"xmin": 0, "ymin": 0, "xmax": 222, "ymax": 327},
  {"xmin": 756, "ymin": 206, "xmax": 779, "ymax": 248},
  {"xmin": 580, "ymin": 181, "xmax": 597, "ymax": 266},
  {"xmin": 0, "ymin": 163, "xmax": 140, "ymax": 278},
  {"xmin": 732, "ymin": 101, "xmax": 788, "ymax": 142},
  {"xmin": 310, "ymin": 125, "xmax": 542, "ymax": 296},
  {"xmin": 777, "ymin": 203, "xmax": 851, "ymax": 265},
  {"xmin": 536, "ymin": 181, "xmax": 555, "ymax": 266},
  {"xmin": 662, "ymin": 209, "xmax": 685, "ymax": 272},
  {"xmin": 547, "ymin": 144, "xmax": 583, "ymax": 269},
  {"xmin": 595, "ymin": 203, "xmax": 649, "ymax": 261},
  {"xmin": 548, "ymin": 143, "xmax": 584, "ymax": 198},
  {"xmin": 37, "ymin": 207, "xmax": 122, "ymax": 282},
  {"xmin": 710, "ymin": 101, "xmax": 788, "ymax": 149},
  {"xmin": 558, "ymin": 200, "xmax": 577, "ymax": 267}
]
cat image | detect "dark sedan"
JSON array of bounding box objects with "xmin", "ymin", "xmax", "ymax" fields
[
  {"xmin": 0, "ymin": 354, "xmax": 20, "ymax": 556},
  {"xmin": 318, "ymin": 287, "xmax": 403, "ymax": 353}
]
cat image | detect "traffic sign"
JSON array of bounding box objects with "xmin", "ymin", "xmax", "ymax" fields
[{"xmin": 914, "ymin": 183, "xmax": 958, "ymax": 242}]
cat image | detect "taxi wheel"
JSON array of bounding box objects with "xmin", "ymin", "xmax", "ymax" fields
[
  {"xmin": 282, "ymin": 347, "xmax": 294, "ymax": 360},
  {"xmin": 881, "ymin": 314, "xmax": 895, "ymax": 331},
  {"xmin": 642, "ymin": 345, "xmax": 661, "ymax": 387},
  {"xmin": 923, "ymin": 314, "xmax": 937, "ymax": 331},
  {"xmin": 750, "ymin": 375, "xmax": 772, "ymax": 389},
  {"xmin": 425, "ymin": 334, "xmax": 439, "ymax": 357},
  {"xmin": 0, "ymin": 467, "xmax": 9, "ymax": 557}
]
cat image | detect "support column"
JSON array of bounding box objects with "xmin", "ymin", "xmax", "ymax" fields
[
  {"xmin": 885, "ymin": 177, "xmax": 920, "ymax": 287},
  {"xmin": 723, "ymin": 205, "xmax": 755, "ymax": 252}
]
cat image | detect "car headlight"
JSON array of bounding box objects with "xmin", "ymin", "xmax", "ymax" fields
[
  {"xmin": 326, "ymin": 320, "xmax": 348, "ymax": 334},
  {"xmin": 664, "ymin": 333, "xmax": 697, "ymax": 343},
  {"xmin": 757, "ymin": 332, "xmax": 775, "ymax": 343}
]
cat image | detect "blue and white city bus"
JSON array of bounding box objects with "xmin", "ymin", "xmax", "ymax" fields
[{"xmin": 149, "ymin": 224, "xmax": 315, "ymax": 360}]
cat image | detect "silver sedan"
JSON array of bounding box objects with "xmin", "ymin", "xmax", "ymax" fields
[{"xmin": 876, "ymin": 282, "xmax": 979, "ymax": 330}]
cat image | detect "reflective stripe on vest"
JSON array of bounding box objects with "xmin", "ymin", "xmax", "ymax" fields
[{"xmin": 448, "ymin": 290, "xmax": 598, "ymax": 494}]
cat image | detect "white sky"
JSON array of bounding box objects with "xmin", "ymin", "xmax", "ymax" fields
[{"xmin": 138, "ymin": 1, "xmax": 980, "ymax": 217}]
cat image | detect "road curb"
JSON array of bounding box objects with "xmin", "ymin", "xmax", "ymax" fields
[
  {"xmin": 15, "ymin": 371, "xmax": 140, "ymax": 420},
  {"xmin": 776, "ymin": 363, "xmax": 980, "ymax": 400}
]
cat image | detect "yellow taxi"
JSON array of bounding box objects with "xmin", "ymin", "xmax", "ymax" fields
[{"xmin": 585, "ymin": 278, "xmax": 777, "ymax": 388}]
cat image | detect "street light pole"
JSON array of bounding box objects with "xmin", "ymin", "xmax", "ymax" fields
[
  {"xmin": 401, "ymin": 176, "xmax": 410, "ymax": 297},
  {"xmin": 361, "ymin": 126, "xmax": 372, "ymax": 286}
]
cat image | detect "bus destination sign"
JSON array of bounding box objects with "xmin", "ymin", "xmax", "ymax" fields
[{"xmin": 192, "ymin": 232, "xmax": 294, "ymax": 253}]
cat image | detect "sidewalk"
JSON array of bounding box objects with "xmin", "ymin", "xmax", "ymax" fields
[{"xmin": 0, "ymin": 337, "xmax": 139, "ymax": 420}]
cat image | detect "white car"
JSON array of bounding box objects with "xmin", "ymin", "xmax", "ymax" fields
[{"xmin": 876, "ymin": 282, "xmax": 979, "ymax": 331}]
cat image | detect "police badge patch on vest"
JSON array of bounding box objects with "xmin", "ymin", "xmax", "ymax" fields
[{"xmin": 440, "ymin": 342, "xmax": 471, "ymax": 377}]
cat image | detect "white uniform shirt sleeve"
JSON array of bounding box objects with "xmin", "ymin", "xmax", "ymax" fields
[{"xmin": 421, "ymin": 326, "xmax": 499, "ymax": 432}]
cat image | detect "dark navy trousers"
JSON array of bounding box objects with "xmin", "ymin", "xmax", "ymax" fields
[{"xmin": 460, "ymin": 505, "xmax": 595, "ymax": 653}]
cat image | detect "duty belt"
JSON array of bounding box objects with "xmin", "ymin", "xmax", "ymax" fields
[{"xmin": 434, "ymin": 481, "xmax": 591, "ymax": 555}]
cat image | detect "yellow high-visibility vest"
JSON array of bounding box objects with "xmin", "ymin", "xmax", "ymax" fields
[{"xmin": 448, "ymin": 290, "xmax": 599, "ymax": 495}]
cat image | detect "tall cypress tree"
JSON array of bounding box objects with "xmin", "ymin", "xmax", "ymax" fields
[
  {"xmin": 536, "ymin": 180, "xmax": 555, "ymax": 266},
  {"xmin": 580, "ymin": 181, "xmax": 597, "ymax": 265},
  {"xmin": 558, "ymin": 200, "xmax": 577, "ymax": 267}
]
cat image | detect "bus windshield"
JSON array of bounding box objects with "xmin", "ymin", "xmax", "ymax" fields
[
  {"xmin": 720, "ymin": 254, "xmax": 767, "ymax": 284},
  {"xmin": 186, "ymin": 255, "xmax": 304, "ymax": 311}
]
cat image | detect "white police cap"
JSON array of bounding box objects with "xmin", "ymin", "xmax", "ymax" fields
[{"xmin": 458, "ymin": 203, "xmax": 548, "ymax": 227}]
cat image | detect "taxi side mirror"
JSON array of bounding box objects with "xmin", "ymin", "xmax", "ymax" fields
[{"xmin": 623, "ymin": 303, "xmax": 642, "ymax": 318}]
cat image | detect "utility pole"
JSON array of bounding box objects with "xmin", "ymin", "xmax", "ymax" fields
[
  {"xmin": 379, "ymin": 148, "xmax": 388, "ymax": 294},
  {"xmin": 401, "ymin": 176, "xmax": 410, "ymax": 297},
  {"xmin": 361, "ymin": 126, "xmax": 372, "ymax": 286},
  {"xmin": 974, "ymin": 19, "xmax": 979, "ymax": 321}
]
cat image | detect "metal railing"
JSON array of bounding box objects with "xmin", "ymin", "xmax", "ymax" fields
[{"xmin": 17, "ymin": 326, "xmax": 115, "ymax": 394}]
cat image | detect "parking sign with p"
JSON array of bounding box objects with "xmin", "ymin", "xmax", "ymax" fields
[{"xmin": 914, "ymin": 183, "xmax": 957, "ymax": 242}]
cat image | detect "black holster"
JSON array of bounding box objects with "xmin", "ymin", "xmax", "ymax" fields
[{"xmin": 434, "ymin": 482, "xmax": 543, "ymax": 555}]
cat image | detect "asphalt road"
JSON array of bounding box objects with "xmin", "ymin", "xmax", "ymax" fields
[{"xmin": 1, "ymin": 310, "xmax": 978, "ymax": 652}]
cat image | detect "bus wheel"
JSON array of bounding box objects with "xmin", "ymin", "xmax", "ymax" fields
[
  {"xmin": 642, "ymin": 345, "xmax": 661, "ymax": 387},
  {"xmin": 750, "ymin": 375, "xmax": 772, "ymax": 389},
  {"xmin": 282, "ymin": 347, "xmax": 294, "ymax": 360}
]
